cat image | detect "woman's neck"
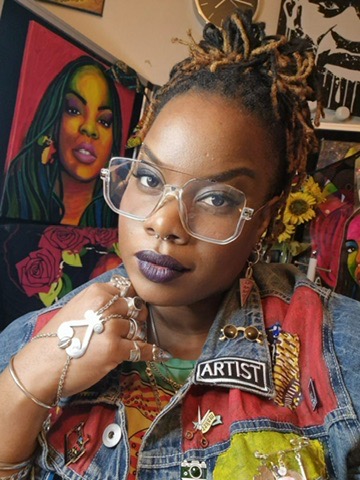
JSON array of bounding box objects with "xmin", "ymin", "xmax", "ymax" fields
[
  {"xmin": 59, "ymin": 171, "xmax": 96, "ymax": 225},
  {"xmin": 148, "ymin": 293, "xmax": 224, "ymax": 360}
]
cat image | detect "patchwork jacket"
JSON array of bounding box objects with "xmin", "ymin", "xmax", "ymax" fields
[{"xmin": 0, "ymin": 263, "xmax": 359, "ymax": 480}]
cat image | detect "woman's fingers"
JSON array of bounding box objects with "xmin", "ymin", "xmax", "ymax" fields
[{"xmin": 119, "ymin": 339, "xmax": 173, "ymax": 363}]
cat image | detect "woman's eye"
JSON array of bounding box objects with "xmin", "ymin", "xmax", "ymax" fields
[
  {"xmin": 98, "ymin": 113, "xmax": 113, "ymax": 129},
  {"xmin": 140, "ymin": 175, "xmax": 160, "ymax": 188},
  {"xmin": 346, "ymin": 240, "xmax": 358, "ymax": 254},
  {"xmin": 64, "ymin": 96, "xmax": 82, "ymax": 117},
  {"xmin": 66, "ymin": 106, "xmax": 81, "ymax": 116},
  {"xmin": 318, "ymin": 1, "xmax": 343, "ymax": 16},
  {"xmin": 133, "ymin": 168, "xmax": 163, "ymax": 189},
  {"xmin": 197, "ymin": 191, "xmax": 236, "ymax": 209}
]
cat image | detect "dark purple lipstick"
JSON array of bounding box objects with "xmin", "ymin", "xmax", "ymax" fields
[{"xmin": 135, "ymin": 250, "xmax": 188, "ymax": 283}]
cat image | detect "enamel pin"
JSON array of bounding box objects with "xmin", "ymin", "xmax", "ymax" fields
[
  {"xmin": 65, "ymin": 422, "xmax": 90, "ymax": 466},
  {"xmin": 185, "ymin": 406, "xmax": 222, "ymax": 447}
]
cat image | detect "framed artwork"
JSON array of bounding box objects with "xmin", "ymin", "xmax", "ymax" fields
[
  {"xmin": 0, "ymin": 0, "xmax": 144, "ymax": 228},
  {"xmin": 277, "ymin": 1, "xmax": 360, "ymax": 117},
  {"xmin": 292, "ymin": 136, "xmax": 360, "ymax": 301},
  {"xmin": 36, "ymin": 0, "xmax": 105, "ymax": 16}
]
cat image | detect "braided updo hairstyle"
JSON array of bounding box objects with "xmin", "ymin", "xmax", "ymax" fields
[{"xmin": 130, "ymin": 10, "xmax": 323, "ymax": 242}]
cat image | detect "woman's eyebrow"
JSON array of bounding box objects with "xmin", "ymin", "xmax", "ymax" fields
[
  {"xmin": 139, "ymin": 144, "xmax": 164, "ymax": 166},
  {"xmin": 66, "ymin": 90, "xmax": 112, "ymax": 111},
  {"xmin": 208, "ymin": 168, "xmax": 256, "ymax": 182},
  {"xmin": 140, "ymin": 143, "xmax": 256, "ymax": 181}
]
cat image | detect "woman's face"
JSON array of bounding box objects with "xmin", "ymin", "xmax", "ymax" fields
[
  {"xmin": 118, "ymin": 92, "xmax": 279, "ymax": 308},
  {"xmin": 346, "ymin": 215, "xmax": 360, "ymax": 285},
  {"xmin": 58, "ymin": 65, "xmax": 114, "ymax": 182}
]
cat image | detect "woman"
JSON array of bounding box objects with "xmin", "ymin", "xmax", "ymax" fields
[
  {"xmin": 1, "ymin": 55, "xmax": 122, "ymax": 227},
  {"xmin": 0, "ymin": 11, "xmax": 359, "ymax": 480}
]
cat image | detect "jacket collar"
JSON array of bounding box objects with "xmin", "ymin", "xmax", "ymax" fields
[{"xmin": 193, "ymin": 277, "xmax": 275, "ymax": 398}]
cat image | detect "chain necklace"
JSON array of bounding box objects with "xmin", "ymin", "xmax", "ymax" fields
[
  {"xmin": 145, "ymin": 363, "xmax": 163, "ymax": 413},
  {"xmin": 146, "ymin": 307, "xmax": 195, "ymax": 406},
  {"xmin": 147, "ymin": 361, "xmax": 184, "ymax": 391}
]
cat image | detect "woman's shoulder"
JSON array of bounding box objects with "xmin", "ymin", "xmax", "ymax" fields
[{"xmin": 254, "ymin": 262, "xmax": 327, "ymax": 297}]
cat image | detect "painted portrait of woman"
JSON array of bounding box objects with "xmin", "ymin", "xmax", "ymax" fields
[
  {"xmin": 0, "ymin": 21, "xmax": 138, "ymax": 228},
  {"xmin": 336, "ymin": 210, "xmax": 360, "ymax": 300}
]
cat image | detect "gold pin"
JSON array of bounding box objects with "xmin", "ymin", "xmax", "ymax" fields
[{"xmin": 219, "ymin": 324, "xmax": 263, "ymax": 344}]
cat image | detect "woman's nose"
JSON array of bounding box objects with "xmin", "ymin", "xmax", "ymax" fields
[
  {"xmin": 143, "ymin": 196, "xmax": 191, "ymax": 244},
  {"xmin": 80, "ymin": 118, "xmax": 99, "ymax": 139}
]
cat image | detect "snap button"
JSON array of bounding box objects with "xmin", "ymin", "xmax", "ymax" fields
[{"xmin": 102, "ymin": 423, "xmax": 121, "ymax": 447}]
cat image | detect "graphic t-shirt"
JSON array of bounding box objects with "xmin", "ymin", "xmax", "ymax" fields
[{"xmin": 120, "ymin": 358, "xmax": 195, "ymax": 480}]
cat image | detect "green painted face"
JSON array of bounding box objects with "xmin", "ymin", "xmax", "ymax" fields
[
  {"xmin": 346, "ymin": 215, "xmax": 360, "ymax": 285},
  {"xmin": 58, "ymin": 65, "xmax": 114, "ymax": 182}
]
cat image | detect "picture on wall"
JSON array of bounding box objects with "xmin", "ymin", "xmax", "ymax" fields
[
  {"xmin": 36, "ymin": 0, "xmax": 105, "ymax": 16},
  {"xmin": 277, "ymin": 1, "xmax": 360, "ymax": 117},
  {"xmin": 0, "ymin": 18, "xmax": 141, "ymax": 228}
]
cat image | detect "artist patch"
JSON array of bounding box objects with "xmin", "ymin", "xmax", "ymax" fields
[{"xmin": 195, "ymin": 357, "xmax": 270, "ymax": 393}]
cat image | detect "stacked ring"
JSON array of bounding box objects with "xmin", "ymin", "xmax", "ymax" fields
[
  {"xmin": 126, "ymin": 318, "xmax": 147, "ymax": 341},
  {"xmin": 152, "ymin": 344, "xmax": 166, "ymax": 363},
  {"xmin": 124, "ymin": 296, "xmax": 143, "ymax": 319},
  {"xmin": 129, "ymin": 341, "xmax": 141, "ymax": 362},
  {"xmin": 110, "ymin": 275, "xmax": 131, "ymax": 297}
]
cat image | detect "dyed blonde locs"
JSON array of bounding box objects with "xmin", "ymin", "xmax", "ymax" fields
[{"xmin": 130, "ymin": 10, "xmax": 323, "ymax": 241}]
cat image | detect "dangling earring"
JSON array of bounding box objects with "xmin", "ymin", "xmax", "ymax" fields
[
  {"xmin": 38, "ymin": 135, "xmax": 56, "ymax": 165},
  {"xmin": 240, "ymin": 240, "xmax": 263, "ymax": 307}
]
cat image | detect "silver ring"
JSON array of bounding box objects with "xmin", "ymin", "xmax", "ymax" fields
[
  {"xmin": 124, "ymin": 296, "xmax": 143, "ymax": 319},
  {"xmin": 152, "ymin": 344, "xmax": 167, "ymax": 362},
  {"xmin": 126, "ymin": 318, "xmax": 146, "ymax": 341},
  {"xmin": 110, "ymin": 275, "xmax": 131, "ymax": 297},
  {"xmin": 129, "ymin": 340, "xmax": 141, "ymax": 362}
]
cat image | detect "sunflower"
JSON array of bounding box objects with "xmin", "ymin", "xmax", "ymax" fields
[
  {"xmin": 277, "ymin": 223, "xmax": 296, "ymax": 243},
  {"xmin": 283, "ymin": 191, "xmax": 316, "ymax": 225},
  {"xmin": 302, "ymin": 176, "xmax": 326, "ymax": 204}
]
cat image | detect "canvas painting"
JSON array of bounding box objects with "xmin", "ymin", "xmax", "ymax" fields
[
  {"xmin": 0, "ymin": 20, "xmax": 140, "ymax": 228},
  {"xmin": 277, "ymin": 0, "xmax": 360, "ymax": 116}
]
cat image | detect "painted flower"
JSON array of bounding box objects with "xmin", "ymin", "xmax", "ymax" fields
[
  {"xmin": 283, "ymin": 192, "xmax": 317, "ymax": 225},
  {"xmin": 39, "ymin": 225, "xmax": 91, "ymax": 253},
  {"xmin": 16, "ymin": 247, "xmax": 62, "ymax": 297},
  {"xmin": 92, "ymin": 228, "xmax": 118, "ymax": 248},
  {"xmin": 16, "ymin": 226, "xmax": 121, "ymax": 306}
]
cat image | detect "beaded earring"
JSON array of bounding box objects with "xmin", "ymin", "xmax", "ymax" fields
[{"xmin": 38, "ymin": 134, "xmax": 56, "ymax": 165}]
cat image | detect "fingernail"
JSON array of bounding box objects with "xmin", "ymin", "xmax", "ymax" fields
[{"xmin": 160, "ymin": 349, "xmax": 173, "ymax": 361}]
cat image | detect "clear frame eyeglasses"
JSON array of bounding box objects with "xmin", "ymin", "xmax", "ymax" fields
[{"xmin": 101, "ymin": 157, "xmax": 255, "ymax": 245}]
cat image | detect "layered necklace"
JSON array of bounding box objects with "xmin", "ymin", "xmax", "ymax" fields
[{"xmin": 145, "ymin": 307, "xmax": 195, "ymax": 412}]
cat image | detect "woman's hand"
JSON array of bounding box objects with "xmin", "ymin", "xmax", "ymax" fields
[{"xmin": 11, "ymin": 280, "xmax": 164, "ymax": 406}]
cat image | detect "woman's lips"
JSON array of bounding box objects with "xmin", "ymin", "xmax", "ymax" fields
[
  {"xmin": 73, "ymin": 143, "xmax": 97, "ymax": 164},
  {"xmin": 135, "ymin": 250, "xmax": 189, "ymax": 283}
]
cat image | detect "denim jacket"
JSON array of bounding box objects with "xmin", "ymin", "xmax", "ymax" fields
[{"xmin": 0, "ymin": 263, "xmax": 359, "ymax": 480}]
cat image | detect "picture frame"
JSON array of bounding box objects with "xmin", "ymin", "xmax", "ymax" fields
[
  {"xmin": 0, "ymin": 0, "xmax": 144, "ymax": 228},
  {"xmin": 36, "ymin": 0, "xmax": 105, "ymax": 17}
]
